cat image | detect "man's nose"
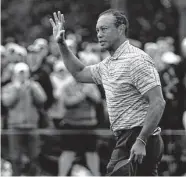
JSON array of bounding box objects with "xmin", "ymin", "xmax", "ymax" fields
[{"xmin": 97, "ymin": 31, "xmax": 103, "ymax": 39}]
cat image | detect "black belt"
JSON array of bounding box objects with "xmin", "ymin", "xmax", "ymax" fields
[
  {"xmin": 114, "ymin": 126, "xmax": 142, "ymax": 137},
  {"xmin": 114, "ymin": 126, "xmax": 161, "ymax": 137}
]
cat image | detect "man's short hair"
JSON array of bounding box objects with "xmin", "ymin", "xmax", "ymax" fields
[{"xmin": 99, "ymin": 9, "xmax": 129, "ymax": 36}]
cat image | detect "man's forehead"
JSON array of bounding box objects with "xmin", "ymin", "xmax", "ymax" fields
[{"xmin": 96, "ymin": 14, "xmax": 115, "ymax": 27}]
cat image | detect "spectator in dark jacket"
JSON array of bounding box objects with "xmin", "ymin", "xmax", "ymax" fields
[
  {"xmin": 27, "ymin": 38, "xmax": 55, "ymax": 111},
  {"xmin": 2, "ymin": 62, "xmax": 47, "ymax": 175}
]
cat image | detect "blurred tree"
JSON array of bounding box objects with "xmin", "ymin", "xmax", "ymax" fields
[
  {"xmin": 1, "ymin": 0, "xmax": 179, "ymax": 47},
  {"xmin": 1, "ymin": 0, "xmax": 110, "ymax": 44},
  {"xmin": 1, "ymin": 0, "xmax": 32, "ymax": 44},
  {"xmin": 126, "ymin": 0, "xmax": 179, "ymax": 50},
  {"xmin": 173, "ymin": 0, "xmax": 186, "ymax": 43}
]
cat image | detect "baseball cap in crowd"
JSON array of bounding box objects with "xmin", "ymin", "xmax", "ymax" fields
[
  {"xmin": 34, "ymin": 38, "xmax": 48, "ymax": 48},
  {"xmin": 165, "ymin": 36, "xmax": 174, "ymax": 45},
  {"xmin": 65, "ymin": 39, "xmax": 77, "ymax": 54},
  {"xmin": 182, "ymin": 37, "xmax": 186, "ymax": 48},
  {"xmin": 144, "ymin": 42, "xmax": 159, "ymax": 58},
  {"xmin": 156, "ymin": 39, "xmax": 170, "ymax": 53},
  {"xmin": 13, "ymin": 62, "xmax": 30, "ymax": 74},
  {"xmin": 0, "ymin": 45, "xmax": 6, "ymax": 53},
  {"xmin": 0, "ymin": 45, "xmax": 6, "ymax": 56},
  {"xmin": 16, "ymin": 46, "xmax": 27, "ymax": 57},
  {"xmin": 161, "ymin": 51, "xmax": 181, "ymax": 65},
  {"xmin": 54, "ymin": 61, "xmax": 67, "ymax": 72},
  {"xmin": 144, "ymin": 42, "xmax": 158, "ymax": 52},
  {"xmin": 79, "ymin": 51, "xmax": 100, "ymax": 65},
  {"xmin": 6, "ymin": 43, "xmax": 27, "ymax": 57},
  {"xmin": 27, "ymin": 44, "xmax": 40, "ymax": 52},
  {"xmin": 65, "ymin": 39, "xmax": 76, "ymax": 47},
  {"xmin": 66, "ymin": 33, "xmax": 77, "ymax": 42},
  {"xmin": 181, "ymin": 37, "xmax": 186, "ymax": 57},
  {"xmin": 6, "ymin": 43, "xmax": 18, "ymax": 52},
  {"xmin": 28, "ymin": 38, "xmax": 48, "ymax": 53},
  {"xmin": 0, "ymin": 46, "xmax": 7, "ymax": 65}
]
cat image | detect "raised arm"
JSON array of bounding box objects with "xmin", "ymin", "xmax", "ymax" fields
[{"xmin": 49, "ymin": 11, "xmax": 94, "ymax": 83}]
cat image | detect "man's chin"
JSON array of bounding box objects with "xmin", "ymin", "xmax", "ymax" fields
[
  {"xmin": 100, "ymin": 44, "xmax": 108, "ymax": 51},
  {"xmin": 100, "ymin": 47, "xmax": 107, "ymax": 52}
]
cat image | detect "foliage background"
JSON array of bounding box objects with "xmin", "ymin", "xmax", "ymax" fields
[{"xmin": 1, "ymin": 0, "xmax": 179, "ymax": 50}]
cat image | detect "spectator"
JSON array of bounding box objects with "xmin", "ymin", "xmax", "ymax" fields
[
  {"xmin": 48, "ymin": 60, "xmax": 71, "ymax": 127},
  {"xmin": 1, "ymin": 44, "xmax": 28, "ymax": 129},
  {"xmin": 55, "ymin": 39, "xmax": 102, "ymax": 175},
  {"xmin": 144, "ymin": 42, "xmax": 165, "ymax": 72},
  {"xmin": 27, "ymin": 38, "xmax": 55, "ymax": 111},
  {"xmin": 57, "ymin": 52, "xmax": 102, "ymax": 175},
  {"xmin": 2, "ymin": 62, "xmax": 47, "ymax": 175},
  {"xmin": 2, "ymin": 43, "xmax": 27, "ymax": 86},
  {"xmin": 58, "ymin": 75, "xmax": 101, "ymax": 176},
  {"xmin": 33, "ymin": 38, "xmax": 49, "ymax": 61},
  {"xmin": 79, "ymin": 49, "xmax": 108, "ymax": 128},
  {"xmin": 6, "ymin": 42, "xmax": 27, "ymax": 63},
  {"xmin": 158, "ymin": 51, "xmax": 181, "ymax": 129}
]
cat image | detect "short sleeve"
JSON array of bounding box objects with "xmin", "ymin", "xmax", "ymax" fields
[
  {"xmin": 130, "ymin": 55, "xmax": 161, "ymax": 95},
  {"xmin": 87, "ymin": 63, "xmax": 102, "ymax": 85}
]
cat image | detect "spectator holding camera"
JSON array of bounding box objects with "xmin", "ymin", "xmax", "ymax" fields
[
  {"xmin": 58, "ymin": 75, "xmax": 101, "ymax": 176},
  {"xmin": 27, "ymin": 38, "xmax": 55, "ymax": 112},
  {"xmin": 57, "ymin": 52, "xmax": 102, "ymax": 176},
  {"xmin": 48, "ymin": 60, "xmax": 71, "ymax": 127},
  {"xmin": 2, "ymin": 62, "xmax": 47, "ymax": 175},
  {"xmin": 1, "ymin": 43, "xmax": 27, "ymax": 87}
]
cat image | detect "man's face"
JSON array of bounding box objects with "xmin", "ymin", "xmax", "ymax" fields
[
  {"xmin": 7, "ymin": 49, "xmax": 23, "ymax": 63},
  {"xmin": 15, "ymin": 70, "xmax": 29, "ymax": 83},
  {"xmin": 96, "ymin": 14, "xmax": 120, "ymax": 50},
  {"xmin": 26, "ymin": 52, "xmax": 43, "ymax": 71}
]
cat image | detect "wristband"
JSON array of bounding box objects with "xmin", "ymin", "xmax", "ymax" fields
[{"xmin": 136, "ymin": 137, "xmax": 146, "ymax": 146}]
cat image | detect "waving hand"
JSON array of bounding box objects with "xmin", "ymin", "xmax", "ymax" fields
[{"xmin": 49, "ymin": 11, "xmax": 65, "ymax": 43}]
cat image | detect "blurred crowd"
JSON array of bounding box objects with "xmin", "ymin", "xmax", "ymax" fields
[
  {"xmin": 0, "ymin": 32, "xmax": 185, "ymax": 176},
  {"xmin": 1, "ymin": 32, "xmax": 186, "ymax": 175}
]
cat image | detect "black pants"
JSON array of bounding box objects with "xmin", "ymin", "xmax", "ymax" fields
[
  {"xmin": 106, "ymin": 127, "xmax": 164, "ymax": 176},
  {"xmin": 8, "ymin": 127, "xmax": 40, "ymax": 176}
]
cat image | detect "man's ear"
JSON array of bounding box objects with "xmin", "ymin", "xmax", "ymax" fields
[{"xmin": 118, "ymin": 24, "xmax": 126, "ymax": 35}]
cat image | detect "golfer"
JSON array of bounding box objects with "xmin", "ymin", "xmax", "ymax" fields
[{"xmin": 49, "ymin": 9, "xmax": 165, "ymax": 176}]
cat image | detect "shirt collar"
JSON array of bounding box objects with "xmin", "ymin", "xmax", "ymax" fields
[{"xmin": 111, "ymin": 40, "xmax": 129, "ymax": 60}]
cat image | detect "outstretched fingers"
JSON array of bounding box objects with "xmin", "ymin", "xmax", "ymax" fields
[
  {"xmin": 49, "ymin": 18, "xmax": 56, "ymax": 28},
  {"xmin": 61, "ymin": 14, "xmax": 65, "ymax": 23},
  {"xmin": 58, "ymin": 11, "xmax": 62, "ymax": 22},
  {"xmin": 53, "ymin": 12, "xmax": 59, "ymax": 24},
  {"xmin": 49, "ymin": 11, "xmax": 65, "ymax": 33}
]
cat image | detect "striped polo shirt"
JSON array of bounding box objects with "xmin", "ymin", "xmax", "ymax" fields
[{"xmin": 88, "ymin": 40, "xmax": 161, "ymax": 132}]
